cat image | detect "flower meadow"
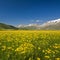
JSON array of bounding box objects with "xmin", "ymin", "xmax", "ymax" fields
[{"xmin": 0, "ymin": 30, "xmax": 60, "ymax": 60}]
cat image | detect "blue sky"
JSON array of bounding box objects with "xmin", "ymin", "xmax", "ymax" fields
[{"xmin": 0, "ymin": 0, "xmax": 60, "ymax": 25}]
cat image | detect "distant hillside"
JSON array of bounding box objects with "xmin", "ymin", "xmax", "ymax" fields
[{"xmin": 0, "ymin": 23, "xmax": 18, "ymax": 30}]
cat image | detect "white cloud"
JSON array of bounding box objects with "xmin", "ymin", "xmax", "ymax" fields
[
  {"xmin": 35, "ymin": 20, "xmax": 40, "ymax": 22},
  {"xmin": 31, "ymin": 19, "xmax": 43, "ymax": 24}
]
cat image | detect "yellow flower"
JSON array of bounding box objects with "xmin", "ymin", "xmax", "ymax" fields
[
  {"xmin": 42, "ymin": 50, "xmax": 45, "ymax": 53},
  {"xmin": 7, "ymin": 47, "xmax": 14, "ymax": 50},
  {"xmin": 38, "ymin": 47, "xmax": 41, "ymax": 50},
  {"xmin": 15, "ymin": 43, "xmax": 35, "ymax": 54},
  {"xmin": 2, "ymin": 46, "xmax": 6, "ymax": 51},
  {"xmin": 53, "ymin": 45, "xmax": 60, "ymax": 49},
  {"xmin": 46, "ymin": 48, "xmax": 51, "ymax": 54},
  {"xmin": 55, "ymin": 58, "xmax": 60, "ymax": 60},
  {"xmin": 37, "ymin": 57, "xmax": 40, "ymax": 60},
  {"xmin": 44, "ymin": 56, "xmax": 50, "ymax": 58}
]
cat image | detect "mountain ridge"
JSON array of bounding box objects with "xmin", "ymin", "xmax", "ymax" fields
[
  {"xmin": 17, "ymin": 18, "xmax": 60, "ymax": 30},
  {"xmin": 0, "ymin": 18, "xmax": 60, "ymax": 30},
  {"xmin": 0, "ymin": 23, "xmax": 18, "ymax": 30}
]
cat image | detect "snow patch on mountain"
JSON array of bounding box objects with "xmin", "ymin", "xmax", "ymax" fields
[
  {"xmin": 41, "ymin": 18, "xmax": 60, "ymax": 26},
  {"xmin": 17, "ymin": 18, "xmax": 60, "ymax": 30},
  {"xmin": 47, "ymin": 18, "xmax": 60, "ymax": 23},
  {"xmin": 17, "ymin": 24, "xmax": 40, "ymax": 28}
]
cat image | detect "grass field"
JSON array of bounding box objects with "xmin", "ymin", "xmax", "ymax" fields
[{"xmin": 0, "ymin": 30, "xmax": 60, "ymax": 60}]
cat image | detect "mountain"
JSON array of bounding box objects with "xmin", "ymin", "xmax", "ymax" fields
[
  {"xmin": 17, "ymin": 24, "xmax": 40, "ymax": 30},
  {"xmin": 17, "ymin": 18, "xmax": 60, "ymax": 30},
  {"xmin": 0, "ymin": 18, "xmax": 60, "ymax": 30},
  {"xmin": 0, "ymin": 23, "xmax": 18, "ymax": 30},
  {"xmin": 40, "ymin": 19, "xmax": 60, "ymax": 30}
]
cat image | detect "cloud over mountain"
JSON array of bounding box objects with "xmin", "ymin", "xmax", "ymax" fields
[
  {"xmin": 17, "ymin": 18, "xmax": 60, "ymax": 30},
  {"xmin": 0, "ymin": 18, "xmax": 60, "ymax": 30}
]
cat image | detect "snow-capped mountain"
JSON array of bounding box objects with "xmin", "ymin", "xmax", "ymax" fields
[
  {"xmin": 42, "ymin": 18, "xmax": 60, "ymax": 26},
  {"xmin": 17, "ymin": 18, "xmax": 60, "ymax": 30},
  {"xmin": 17, "ymin": 24, "xmax": 40, "ymax": 30},
  {"xmin": 47, "ymin": 19, "xmax": 60, "ymax": 23},
  {"xmin": 17, "ymin": 24, "xmax": 40, "ymax": 28},
  {"xmin": 40, "ymin": 18, "xmax": 60, "ymax": 30}
]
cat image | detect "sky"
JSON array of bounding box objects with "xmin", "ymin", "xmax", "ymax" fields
[{"xmin": 0, "ymin": 0, "xmax": 60, "ymax": 26}]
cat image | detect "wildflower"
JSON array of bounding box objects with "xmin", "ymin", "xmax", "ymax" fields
[
  {"xmin": 15, "ymin": 43, "xmax": 35, "ymax": 54},
  {"xmin": 38, "ymin": 47, "xmax": 41, "ymax": 50},
  {"xmin": 55, "ymin": 58, "xmax": 60, "ymax": 60},
  {"xmin": 44, "ymin": 56, "xmax": 50, "ymax": 58},
  {"xmin": 8, "ymin": 47, "xmax": 12, "ymax": 50},
  {"xmin": 42, "ymin": 50, "xmax": 45, "ymax": 53},
  {"xmin": 37, "ymin": 57, "xmax": 40, "ymax": 60},
  {"xmin": 2, "ymin": 46, "xmax": 6, "ymax": 51}
]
